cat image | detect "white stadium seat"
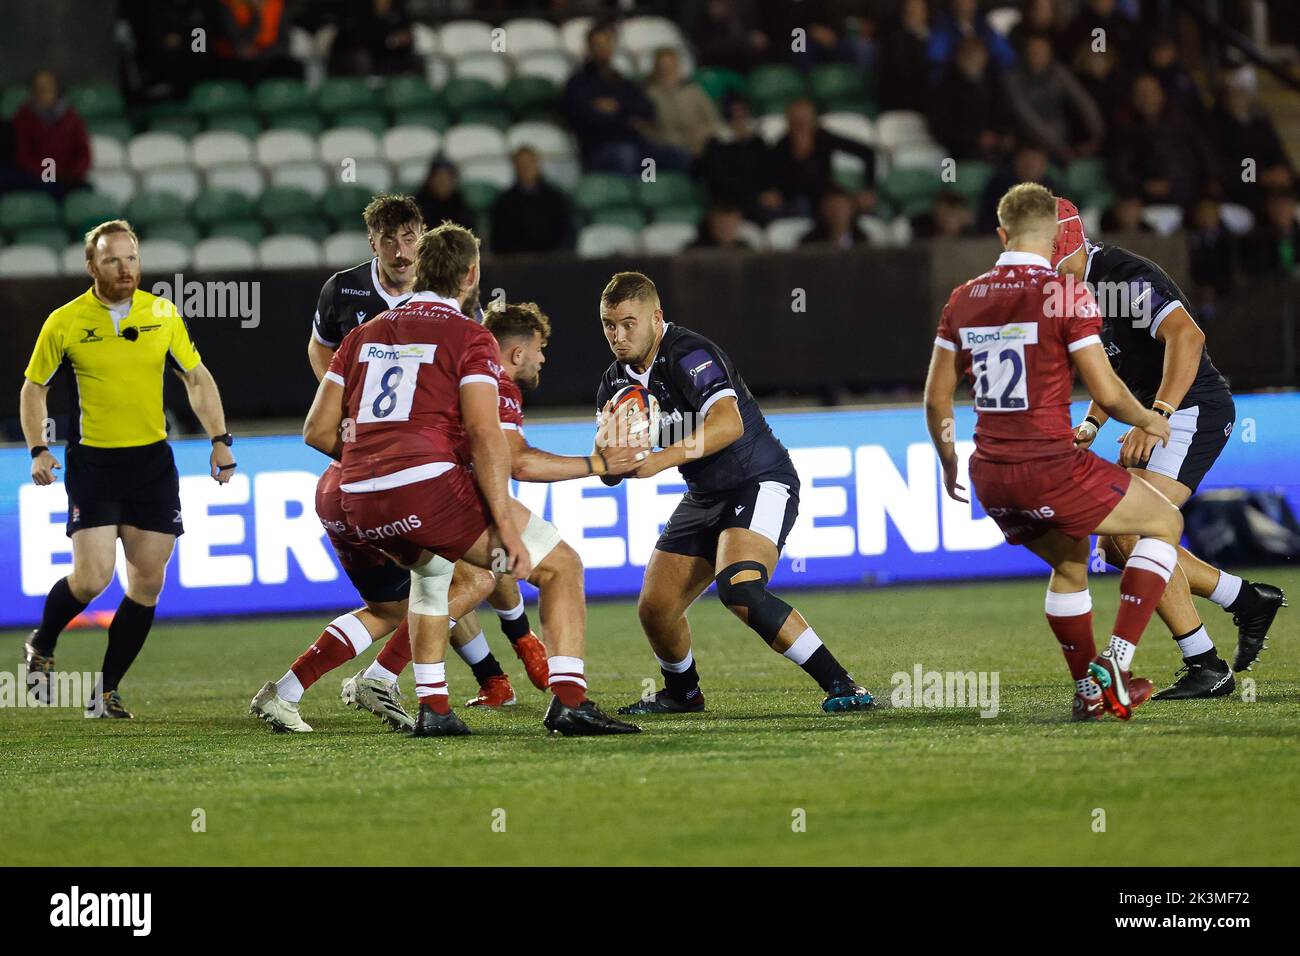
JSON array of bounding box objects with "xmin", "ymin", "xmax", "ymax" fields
[
  {"xmin": 641, "ymin": 222, "xmax": 697, "ymax": 255},
  {"xmin": 61, "ymin": 243, "xmax": 88, "ymax": 276},
  {"xmin": 318, "ymin": 127, "xmax": 381, "ymax": 166},
  {"xmin": 619, "ymin": 15, "xmax": 683, "ymax": 55},
  {"xmin": 1141, "ymin": 204, "xmax": 1184, "ymax": 236},
  {"xmin": 138, "ymin": 239, "xmax": 191, "ymax": 272},
  {"xmin": 258, "ymin": 235, "xmax": 323, "ymax": 269},
  {"xmin": 461, "ymin": 156, "xmax": 514, "ymax": 190},
  {"xmin": 382, "ymin": 125, "xmax": 441, "ymax": 165},
  {"xmin": 987, "ymin": 7, "xmax": 1023, "ymax": 36},
  {"xmin": 193, "ymin": 237, "xmax": 257, "ymax": 270},
  {"xmin": 455, "ymin": 53, "xmax": 510, "ymax": 88},
  {"xmin": 349, "ymin": 158, "xmax": 395, "ymax": 194},
  {"xmin": 444, "ymin": 124, "xmax": 508, "ymax": 163},
  {"xmin": 141, "ymin": 165, "xmax": 201, "ymax": 203},
  {"xmin": 502, "ymin": 18, "xmax": 561, "ymax": 58},
  {"xmin": 412, "ymin": 22, "xmax": 439, "ymax": 56},
  {"xmin": 759, "ymin": 114, "xmax": 788, "ymax": 145},
  {"xmin": 891, "ymin": 144, "xmax": 946, "ymax": 172},
  {"xmin": 423, "ymin": 55, "xmax": 453, "ymax": 92},
  {"xmin": 191, "ymin": 130, "xmax": 254, "ymax": 170},
  {"xmin": 541, "ymin": 156, "xmax": 580, "ymax": 190},
  {"xmin": 256, "ymin": 129, "xmax": 317, "ymax": 166},
  {"xmin": 890, "ymin": 215, "xmax": 913, "ymax": 246},
  {"xmin": 577, "ymin": 224, "xmax": 637, "ymax": 258},
  {"xmin": 397, "ymin": 158, "xmax": 430, "ymax": 191},
  {"xmin": 1219, "ymin": 203, "xmax": 1255, "ymax": 235},
  {"xmin": 90, "ymin": 134, "xmax": 125, "ymax": 170},
  {"xmin": 127, "ymin": 132, "xmax": 190, "ymax": 170},
  {"xmin": 515, "ymin": 51, "xmax": 573, "ymax": 85},
  {"xmin": 89, "ymin": 169, "xmax": 137, "ymax": 205},
  {"xmin": 858, "ymin": 215, "xmax": 893, "ymax": 246},
  {"xmin": 323, "ymin": 231, "xmax": 374, "ymax": 269},
  {"xmin": 821, "ymin": 112, "xmax": 877, "ymax": 147},
  {"xmin": 832, "ymin": 150, "xmax": 868, "ymax": 180},
  {"xmin": 438, "ymin": 19, "xmax": 495, "ymax": 58},
  {"xmin": 765, "ymin": 217, "xmax": 814, "ymax": 250},
  {"xmin": 560, "ymin": 17, "xmax": 593, "ymax": 59},
  {"xmin": 506, "ymin": 121, "xmax": 574, "ymax": 158},
  {"xmin": 0, "ymin": 245, "xmax": 59, "ymax": 277},
  {"xmin": 737, "ymin": 220, "xmax": 766, "ymax": 250},
  {"xmin": 875, "ymin": 111, "xmax": 934, "ymax": 150},
  {"xmin": 206, "ymin": 164, "xmax": 266, "ymax": 199},
  {"xmin": 269, "ymin": 161, "xmax": 329, "ymax": 197}
]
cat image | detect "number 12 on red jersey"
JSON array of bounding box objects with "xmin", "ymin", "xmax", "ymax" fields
[{"xmin": 961, "ymin": 322, "xmax": 1038, "ymax": 412}]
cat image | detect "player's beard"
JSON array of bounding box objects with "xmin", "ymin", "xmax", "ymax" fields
[{"xmin": 461, "ymin": 283, "xmax": 481, "ymax": 317}]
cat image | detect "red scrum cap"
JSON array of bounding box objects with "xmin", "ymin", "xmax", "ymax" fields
[{"xmin": 1052, "ymin": 197, "xmax": 1086, "ymax": 268}]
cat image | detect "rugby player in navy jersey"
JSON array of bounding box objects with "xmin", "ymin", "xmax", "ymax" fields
[{"xmin": 592, "ymin": 272, "xmax": 876, "ymax": 715}]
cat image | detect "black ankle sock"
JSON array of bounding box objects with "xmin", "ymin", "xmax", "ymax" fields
[
  {"xmin": 498, "ymin": 610, "xmax": 531, "ymax": 644},
  {"xmin": 662, "ymin": 659, "xmax": 701, "ymax": 701},
  {"xmin": 101, "ymin": 597, "xmax": 156, "ymax": 693},
  {"xmin": 1185, "ymin": 649, "xmax": 1221, "ymax": 667},
  {"xmin": 32, "ymin": 577, "xmax": 88, "ymax": 656},
  {"xmin": 800, "ymin": 645, "xmax": 851, "ymax": 692},
  {"xmin": 1226, "ymin": 581, "xmax": 1256, "ymax": 614},
  {"xmin": 470, "ymin": 653, "xmax": 506, "ymax": 684}
]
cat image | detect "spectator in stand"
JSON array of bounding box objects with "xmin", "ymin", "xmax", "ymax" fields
[
  {"xmin": 328, "ymin": 0, "xmax": 417, "ymax": 77},
  {"xmin": 682, "ymin": 0, "xmax": 769, "ymax": 74},
  {"xmin": 758, "ymin": 0, "xmax": 847, "ymax": 65},
  {"xmin": 1002, "ymin": 32, "xmax": 1104, "ymax": 165},
  {"xmin": 978, "ymin": 142, "xmax": 1061, "ymax": 230},
  {"xmin": 121, "ymin": 0, "xmax": 211, "ymax": 98},
  {"xmin": 415, "ymin": 159, "xmax": 476, "ymax": 232},
  {"xmin": 878, "ymin": 0, "xmax": 932, "ymax": 114},
  {"xmin": 696, "ymin": 94, "xmax": 782, "ymax": 224},
  {"xmin": 645, "ymin": 47, "xmax": 723, "ymax": 159},
  {"xmin": 800, "ymin": 188, "xmax": 868, "ymax": 249},
  {"xmin": 1148, "ymin": 34, "xmax": 1204, "ymax": 123},
  {"xmin": 564, "ymin": 19, "xmax": 689, "ymax": 176},
  {"xmin": 10, "ymin": 70, "xmax": 90, "ymax": 198},
  {"xmin": 1214, "ymin": 66, "xmax": 1295, "ymax": 213},
  {"xmin": 1186, "ymin": 195, "xmax": 1239, "ymax": 320},
  {"xmin": 688, "ymin": 202, "xmax": 749, "ymax": 251},
  {"xmin": 1242, "ymin": 188, "xmax": 1300, "ymax": 276},
  {"xmin": 1060, "ymin": 0, "xmax": 1138, "ymax": 65},
  {"xmin": 930, "ymin": 36, "xmax": 1012, "ymax": 161},
  {"xmin": 1110, "ymin": 73, "xmax": 1216, "ymax": 209},
  {"xmin": 1071, "ymin": 42, "xmax": 1131, "ymax": 150},
  {"xmin": 213, "ymin": 0, "xmax": 301, "ymax": 81},
  {"xmin": 912, "ymin": 191, "xmax": 976, "ymax": 239},
  {"xmin": 928, "ymin": 0, "xmax": 1016, "ymax": 77},
  {"xmin": 1100, "ymin": 192, "xmax": 1150, "ymax": 233},
  {"xmin": 489, "ymin": 147, "xmax": 574, "ymax": 256},
  {"xmin": 769, "ymin": 97, "xmax": 876, "ymax": 218},
  {"xmin": 1008, "ymin": 0, "xmax": 1062, "ymax": 57}
]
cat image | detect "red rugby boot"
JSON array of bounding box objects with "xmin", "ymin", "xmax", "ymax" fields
[
  {"xmin": 1089, "ymin": 651, "xmax": 1152, "ymax": 721},
  {"xmin": 466, "ymin": 674, "xmax": 517, "ymax": 708},
  {"xmin": 513, "ymin": 633, "xmax": 549, "ymax": 691}
]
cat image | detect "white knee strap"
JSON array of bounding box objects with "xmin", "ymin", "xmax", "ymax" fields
[
  {"xmin": 409, "ymin": 553, "xmax": 455, "ymax": 615},
  {"xmin": 521, "ymin": 512, "xmax": 562, "ymax": 567}
]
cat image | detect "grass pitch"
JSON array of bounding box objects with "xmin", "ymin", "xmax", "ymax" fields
[{"xmin": 2, "ymin": 569, "xmax": 1297, "ymax": 867}]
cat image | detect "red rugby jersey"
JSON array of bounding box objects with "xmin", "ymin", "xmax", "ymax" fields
[
  {"xmin": 936, "ymin": 251, "xmax": 1103, "ymax": 463},
  {"xmin": 498, "ymin": 372, "xmax": 525, "ymax": 434}
]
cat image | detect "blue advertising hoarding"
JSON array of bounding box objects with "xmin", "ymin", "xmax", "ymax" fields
[{"xmin": 1, "ymin": 393, "xmax": 1296, "ymax": 626}]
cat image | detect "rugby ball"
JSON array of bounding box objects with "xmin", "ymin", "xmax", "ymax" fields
[{"xmin": 609, "ymin": 384, "xmax": 660, "ymax": 447}]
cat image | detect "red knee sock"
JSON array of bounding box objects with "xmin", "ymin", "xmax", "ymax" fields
[
  {"xmin": 376, "ymin": 618, "xmax": 412, "ymax": 676},
  {"xmin": 291, "ymin": 621, "xmax": 361, "ymax": 692},
  {"xmin": 1111, "ymin": 539, "xmax": 1177, "ymax": 663},
  {"xmin": 1044, "ymin": 589, "xmax": 1097, "ymax": 681},
  {"xmin": 547, "ymin": 655, "xmax": 587, "ymax": 707}
]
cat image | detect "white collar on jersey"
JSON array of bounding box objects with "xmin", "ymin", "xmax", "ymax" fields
[
  {"xmin": 404, "ymin": 289, "xmax": 463, "ymax": 312},
  {"xmin": 995, "ymin": 251, "xmax": 1053, "ymax": 269},
  {"xmin": 1082, "ymin": 239, "xmax": 1101, "ymax": 285},
  {"xmin": 370, "ymin": 257, "xmax": 414, "ymax": 310}
]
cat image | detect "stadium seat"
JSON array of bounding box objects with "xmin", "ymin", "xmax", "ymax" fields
[
  {"xmin": 422, "ymin": 56, "xmax": 454, "ymax": 93},
  {"xmin": 875, "ymin": 111, "xmax": 934, "ymax": 150},
  {"xmin": 258, "ymin": 234, "xmax": 323, "ymax": 269},
  {"xmin": 138, "ymin": 238, "xmax": 190, "ymax": 271},
  {"xmin": 323, "ymin": 231, "xmax": 374, "ymax": 268},
  {"xmin": 397, "ymin": 159, "xmax": 431, "ymax": 192},
  {"xmin": 620, "ymin": 15, "xmax": 684, "ymax": 55},
  {"xmin": 61, "ymin": 242, "xmax": 88, "ymax": 275},
  {"xmin": 141, "ymin": 165, "xmax": 202, "ymax": 203},
  {"xmin": 444, "ymin": 124, "xmax": 508, "ymax": 163},
  {"xmin": 192, "ymin": 130, "xmax": 254, "ymax": 169},
  {"xmin": 90, "ymin": 133, "xmax": 126, "ymax": 170},
  {"xmin": 393, "ymin": 107, "xmax": 452, "ymax": 132},
  {"xmin": 322, "ymin": 185, "xmax": 373, "ymax": 225},
  {"xmin": 269, "ymin": 161, "xmax": 329, "ymax": 197},
  {"xmin": 1063, "ymin": 157, "xmax": 1111, "ymax": 208},
  {"xmin": 455, "ymin": 54, "xmax": 510, "ymax": 89},
  {"xmin": 86, "ymin": 117, "xmax": 134, "ymax": 142},
  {"xmin": 987, "ymin": 6, "xmax": 1023, "ymax": 36},
  {"xmin": 127, "ymin": 132, "xmax": 190, "ymax": 170},
  {"xmin": 1219, "ymin": 203, "xmax": 1255, "ymax": 235},
  {"xmin": 205, "ymin": 113, "xmax": 263, "ymax": 139},
  {"xmin": 640, "ymin": 222, "xmax": 697, "ymax": 255},
  {"xmin": 541, "ymin": 156, "xmax": 580, "ymax": 190},
  {"xmin": 949, "ymin": 159, "xmax": 994, "ymax": 202},
  {"xmin": 737, "ymin": 220, "xmax": 765, "ymax": 250},
  {"xmin": 694, "ymin": 67, "xmax": 746, "ymax": 104},
  {"xmin": 319, "ymin": 127, "xmax": 381, "ymax": 165},
  {"xmin": 811, "ymin": 63, "xmax": 872, "ymax": 113},
  {"xmin": 207, "ymin": 164, "xmax": 266, "ymax": 200},
  {"xmin": 67, "ymin": 83, "xmax": 125, "ymax": 120},
  {"xmin": 382, "ymin": 125, "xmax": 441, "ymax": 165},
  {"xmin": 258, "ymin": 185, "xmax": 318, "ymax": 220},
  {"xmin": 515, "ymin": 51, "xmax": 573, "ymax": 86},
  {"xmin": 62, "ymin": 190, "xmax": 120, "ymax": 234},
  {"xmin": 572, "ymin": 173, "xmax": 637, "ymax": 215},
  {"xmin": 438, "ymin": 19, "xmax": 495, "ymax": 57},
  {"xmin": 857, "ymin": 215, "xmax": 893, "ymax": 246},
  {"xmin": 502, "ymin": 18, "xmax": 561, "ymax": 58},
  {"xmin": 189, "ymin": 80, "xmax": 254, "ymax": 116},
  {"xmin": 890, "ymin": 214, "xmax": 913, "ymax": 245},
  {"xmin": 273, "ymin": 216, "xmax": 330, "ymax": 242},
  {"xmin": 349, "ymin": 158, "xmax": 396, "ymax": 194},
  {"xmin": 592, "ymin": 206, "xmax": 646, "ymax": 230},
  {"xmin": 747, "ymin": 64, "xmax": 808, "ymax": 115},
  {"xmin": 461, "ymin": 181, "xmax": 500, "ymax": 212},
  {"xmin": 461, "ymin": 156, "xmax": 514, "ymax": 190},
  {"xmin": 636, "ymin": 170, "xmax": 699, "ymax": 211},
  {"xmin": 256, "ymin": 128, "xmax": 317, "ymax": 166},
  {"xmin": 560, "ymin": 17, "xmax": 593, "ymax": 59},
  {"xmin": 891, "ymin": 144, "xmax": 946, "ymax": 173},
  {"xmin": 143, "ymin": 220, "xmax": 201, "ymax": 246},
  {"xmin": 267, "ymin": 112, "xmax": 324, "ymax": 136},
  {"xmin": 882, "ymin": 167, "xmax": 941, "ymax": 218},
  {"xmin": 412, "ymin": 22, "xmax": 439, "ymax": 57},
  {"xmin": 457, "ymin": 106, "xmax": 513, "ymax": 131},
  {"xmin": 0, "ymin": 191, "xmax": 60, "ymax": 233},
  {"xmin": 126, "ymin": 190, "xmax": 190, "ymax": 228},
  {"xmin": 254, "ymin": 78, "xmax": 314, "ymax": 117},
  {"xmin": 1141, "ymin": 205, "xmax": 1184, "ymax": 236},
  {"xmin": 193, "ymin": 236, "xmax": 257, "ymax": 270},
  {"xmin": 317, "ymin": 77, "xmax": 380, "ymax": 115},
  {"xmin": 14, "ymin": 225, "xmax": 69, "ymax": 252},
  {"xmin": 504, "ymin": 75, "xmax": 561, "ymax": 115},
  {"xmin": 1, "ymin": 86, "xmax": 28, "ymax": 118},
  {"xmin": 831, "ymin": 152, "xmax": 868, "ymax": 192},
  {"xmin": 765, "ymin": 217, "xmax": 814, "ymax": 250},
  {"xmin": 208, "ymin": 220, "xmax": 266, "ymax": 245},
  {"xmin": 334, "ymin": 111, "xmax": 390, "ymax": 138},
  {"xmin": 193, "ymin": 187, "xmax": 256, "ymax": 228},
  {"xmin": 758, "ymin": 114, "xmax": 788, "ymax": 145},
  {"xmin": 0, "ymin": 244, "xmax": 60, "ymax": 276},
  {"xmin": 653, "ymin": 202, "xmax": 705, "ymax": 225},
  {"xmin": 506, "ymin": 120, "xmax": 573, "ymax": 158},
  {"xmin": 149, "ymin": 114, "xmax": 203, "ymax": 139},
  {"xmin": 384, "ymin": 75, "xmax": 439, "ymax": 113},
  {"xmin": 576, "ymin": 223, "xmax": 638, "ymax": 258},
  {"xmin": 821, "ymin": 112, "xmax": 877, "ymax": 147},
  {"xmin": 89, "ymin": 169, "xmax": 137, "ymax": 206},
  {"xmin": 442, "ymin": 77, "xmax": 502, "ymax": 117}
]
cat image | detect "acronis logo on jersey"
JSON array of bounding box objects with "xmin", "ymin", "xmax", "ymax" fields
[
  {"xmin": 960, "ymin": 323, "xmax": 1040, "ymax": 349},
  {"xmin": 680, "ymin": 348, "xmax": 723, "ymax": 387}
]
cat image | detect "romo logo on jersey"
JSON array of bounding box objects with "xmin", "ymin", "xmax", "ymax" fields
[{"xmin": 959, "ymin": 323, "xmax": 1039, "ymax": 350}]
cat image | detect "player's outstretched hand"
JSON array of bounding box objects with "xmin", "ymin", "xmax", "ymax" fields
[
  {"xmin": 210, "ymin": 443, "xmax": 237, "ymax": 484},
  {"xmin": 1073, "ymin": 421, "xmax": 1098, "ymax": 450},
  {"xmin": 600, "ymin": 444, "xmax": 645, "ymax": 476},
  {"xmin": 31, "ymin": 449, "xmax": 60, "ymax": 486},
  {"xmin": 941, "ymin": 457, "xmax": 968, "ymax": 503},
  {"xmin": 1125, "ymin": 413, "xmax": 1171, "ymax": 467},
  {"xmin": 498, "ymin": 526, "xmax": 533, "ymax": 582}
]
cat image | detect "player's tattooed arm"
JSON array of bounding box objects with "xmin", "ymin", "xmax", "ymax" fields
[
  {"xmin": 632, "ymin": 396, "xmax": 743, "ymax": 478},
  {"xmin": 923, "ymin": 343, "xmax": 967, "ymax": 503}
]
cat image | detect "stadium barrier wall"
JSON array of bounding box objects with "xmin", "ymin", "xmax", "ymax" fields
[{"xmin": 2, "ymin": 393, "xmax": 1297, "ymax": 626}]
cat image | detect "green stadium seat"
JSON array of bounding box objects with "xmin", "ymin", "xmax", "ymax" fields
[
  {"xmin": 13, "ymin": 225, "xmax": 69, "ymax": 252},
  {"xmin": 273, "ymin": 216, "xmax": 330, "ymax": 242},
  {"xmin": 882, "ymin": 167, "xmax": 942, "ymax": 218},
  {"xmin": 206, "ymin": 112, "xmax": 263, "ymax": 138},
  {"xmin": 832, "ymin": 167, "xmax": 866, "ymax": 193},
  {"xmin": 461, "ymin": 181, "xmax": 500, "ymax": 212},
  {"xmin": 141, "ymin": 220, "xmax": 201, "ymax": 246},
  {"xmin": 254, "ymin": 78, "xmax": 314, "ymax": 117},
  {"xmin": 948, "ymin": 159, "xmax": 994, "ymax": 202},
  {"xmin": 62, "ymin": 191, "xmax": 120, "ymax": 234},
  {"xmin": 653, "ymin": 202, "xmax": 705, "ymax": 225},
  {"xmin": 189, "ymin": 80, "xmax": 253, "ymax": 116},
  {"xmin": 85, "ymin": 116, "xmax": 134, "ymax": 141},
  {"xmin": 149, "ymin": 114, "xmax": 203, "ymax": 138},
  {"xmin": 442, "ymin": 77, "xmax": 500, "ymax": 115},
  {"xmin": 746, "ymin": 64, "xmax": 808, "ymax": 114},
  {"xmin": 258, "ymin": 186, "xmax": 318, "ymax": 221},
  {"xmin": 2, "ymin": 87, "xmax": 28, "ymax": 118},
  {"xmin": 1065, "ymin": 157, "xmax": 1112, "ymax": 208},
  {"xmin": 694, "ymin": 67, "xmax": 746, "ymax": 104},
  {"xmin": 126, "ymin": 191, "xmax": 190, "ymax": 228},
  {"xmin": 810, "ymin": 63, "xmax": 870, "ymax": 113},
  {"xmin": 0, "ymin": 191, "xmax": 61, "ymax": 233},
  {"xmin": 572, "ymin": 173, "xmax": 636, "ymax": 214},
  {"xmin": 592, "ymin": 206, "xmax": 646, "ymax": 230},
  {"xmin": 636, "ymin": 170, "xmax": 699, "ymax": 211},
  {"xmin": 193, "ymin": 187, "xmax": 255, "ymax": 227},
  {"xmin": 393, "ymin": 108, "xmax": 451, "ymax": 132},
  {"xmin": 267, "ymin": 111, "xmax": 324, "ymax": 136},
  {"xmin": 321, "ymin": 185, "xmax": 373, "ymax": 224},
  {"xmin": 384, "ymin": 75, "xmax": 438, "ymax": 113},
  {"xmin": 503, "ymin": 76, "xmax": 559, "ymax": 115},
  {"xmin": 208, "ymin": 220, "xmax": 266, "ymax": 244},
  {"xmin": 332, "ymin": 111, "xmax": 388, "ymax": 137},
  {"xmin": 317, "ymin": 77, "xmax": 380, "ymax": 115},
  {"xmin": 455, "ymin": 106, "xmax": 512, "ymax": 130},
  {"xmin": 67, "ymin": 83, "xmax": 125, "ymax": 120}
]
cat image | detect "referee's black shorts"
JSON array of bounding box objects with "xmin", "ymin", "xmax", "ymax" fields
[{"xmin": 64, "ymin": 440, "xmax": 184, "ymax": 537}]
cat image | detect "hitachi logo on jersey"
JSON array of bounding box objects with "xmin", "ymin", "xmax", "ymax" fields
[
  {"xmin": 342, "ymin": 287, "xmax": 372, "ymax": 296},
  {"xmin": 960, "ymin": 323, "xmax": 1039, "ymax": 348},
  {"xmin": 362, "ymin": 343, "xmax": 428, "ymax": 361}
]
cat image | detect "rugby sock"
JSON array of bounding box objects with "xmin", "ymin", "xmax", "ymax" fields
[
  {"xmin": 455, "ymin": 630, "xmax": 506, "ymax": 684},
  {"xmin": 783, "ymin": 628, "xmax": 850, "ymax": 692},
  {"xmin": 286, "ymin": 613, "xmax": 371, "ymax": 697},
  {"xmin": 366, "ymin": 618, "xmax": 411, "ymax": 682},
  {"xmin": 1209, "ymin": 571, "xmax": 1244, "ymax": 609},
  {"xmin": 31, "ymin": 576, "xmax": 88, "ymax": 656},
  {"xmin": 1044, "ymin": 588, "xmax": 1097, "ymax": 682},
  {"xmin": 657, "ymin": 649, "xmax": 702, "ymax": 702},
  {"xmin": 1173, "ymin": 625, "xmax": 1216, "ymax": 661},
  {"xmin": 100, "ymin": 597, "xmax": 156, "ymax": 693},
  {"xmin": 547, "ymin": 656, "xmax": 587, "ymax": 707},
  {"xmin": 413, "ymin": 662, "xmax": 450, "ymax": 714},
  {"xmin": 1110, "ymin": 538, "xmax": 1177, "ymax": 661},
  {"xmin": 494, "ymin": 598, "xmax": 532, "ymax": 644}
]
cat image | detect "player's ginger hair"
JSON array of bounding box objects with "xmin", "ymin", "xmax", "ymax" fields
[
  {"xmin": 601, "ymin": 271, "xmax": 660, "ymax": 310},
  {"xmin": 485, "ymin": 301, "xmax": 552, "ymax": 346},
  {"xmin": 996, "ymin": 183, "xmax": 1059, "ymax": 243},
  {"xmin": 84, "ymin": 219, "xmax": 139, "ymax": 260},
  {"xmin": 413, "ymin": 220, "xmax": 480, "ymax": 297}
]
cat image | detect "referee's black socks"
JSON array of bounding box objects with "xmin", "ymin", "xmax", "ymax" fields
[
  {"xmin": 101, "ymin": 597, "xmax": 157, "ymax": 693},
  {"xmin": 31, "ymin": 576, "xmax": 89, "ymax": 656}
]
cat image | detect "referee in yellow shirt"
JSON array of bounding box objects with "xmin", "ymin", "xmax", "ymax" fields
[{"xmin": 19, "ymin": 220, "xmax": 237, "ymax": 718}]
